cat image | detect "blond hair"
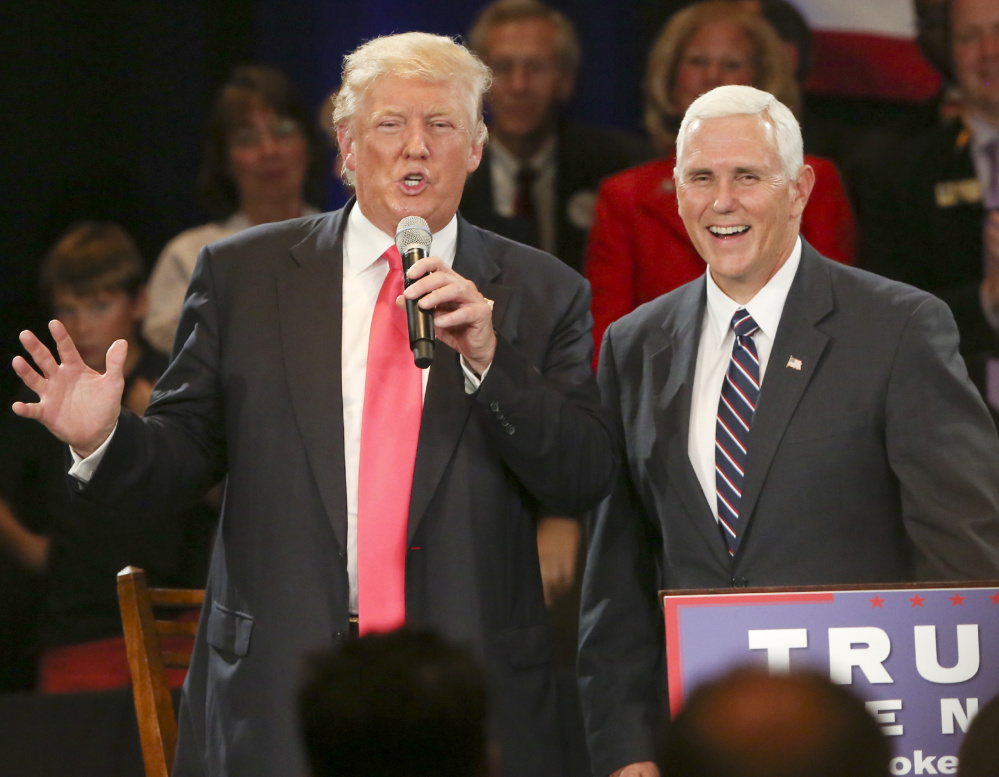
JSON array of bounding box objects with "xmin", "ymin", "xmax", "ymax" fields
[{"xmin": 644, "ymin": 1, "xmax": 799, "ymax": 152}]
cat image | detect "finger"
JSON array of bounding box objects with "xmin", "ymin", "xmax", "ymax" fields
[
  {"xmin": 11, "ymin": 355, "xmax": 46, "ymax": 394},
  {"xmin": 10, "ymin": 399, "xmax": 43, "ymax": 421},
  {"xmin": 18, "ymin": 329, "xmax": 60, "ymax": 378},
  {"xmin": 405, "ymin": 254, "xmax": 450, "ymax": 280},
  {"xmin": 104, "ymin": 339, "xmax": 129, "ymax": 378},
  {"xmin": 49, "ymin": 319, "xmax": 86, "ymax": 369}
]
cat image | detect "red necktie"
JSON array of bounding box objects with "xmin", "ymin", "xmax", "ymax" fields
[{"xmin": 356, "ymin": 245, "xmax": 422, "ymax": 634}]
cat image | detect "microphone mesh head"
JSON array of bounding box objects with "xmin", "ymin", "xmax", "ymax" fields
[{"xmin": 395, "ymin": 216, "xmax": 432, "ymax": 254}]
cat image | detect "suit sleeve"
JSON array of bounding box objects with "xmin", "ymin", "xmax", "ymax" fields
[
  {"xmin": 586, "ymin": 178, "xmax": 640, "ymax": 370},
  {"xmin": 472, "ymin": 267, "xmax": 618, "ymax": 516},
  {"xmin": 885, "ymin": 294, "xmax": 999, "ymax": 579},
  {"xmin": 577, "ymin": 327, "xmax": 665, "ymax": 777}
]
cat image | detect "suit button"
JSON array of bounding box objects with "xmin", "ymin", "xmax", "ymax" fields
[
  {"xmin": 731, "ymin": 576, "xmax": 749, "ymax": 588},
  {"xmin": 333, "ymin": 632, "xmax": 345, "ymax": 643},
  {"xmin": 489, "ymin": 401, "xmax": 500, "ymax": 413},
  {"xmin": 503, "ymin": 424, "xmax": 515, "ymax": 435}
]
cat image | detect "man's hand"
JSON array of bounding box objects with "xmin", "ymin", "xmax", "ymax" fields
[
  {"xmin": 11, "ymin": 320, "xmax": 125, "ymax": 457},
  {"xmin": 611, "ymin": 762, "xmax": 660, "ymax": 777},
  {"xmin": 401, "ymin": 255, "xmax": 496, "ymax": 375},
  {"xmin": 537, "ymin": 515, "xmax": 581, "ymax": 607}
]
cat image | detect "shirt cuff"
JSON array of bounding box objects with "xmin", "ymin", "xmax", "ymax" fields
[
  {"xmin": 460, "ymin": 356, "xmax": 492, "ymax": 394},
  {"xmin": 68, "ymin": 424, "xmax": 117, "ymax": 484}
]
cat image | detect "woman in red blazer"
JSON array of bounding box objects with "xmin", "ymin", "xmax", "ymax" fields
[{"xmin": 586, "ymin": 2, "xmax": 856, "ymax": 361}]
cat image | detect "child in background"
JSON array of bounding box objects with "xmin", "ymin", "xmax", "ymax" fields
[{"xmin": 0, "ymin": 222, "xmax": 212, "ymax": 692}]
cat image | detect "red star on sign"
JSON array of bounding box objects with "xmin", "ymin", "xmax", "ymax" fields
[
  {"xmin": 950, "ymin": 593, "xmax": 966, "ymax": 606},
  {"xmin": 910, "ymin": 595, "xmax": 925, "ymax": 607},
  {"xmin": 991, "ymin": 592, "xmax": 999, "ymax": 605},
  {"xmin": 870, "ymin": 596, "xmax": 885, "ymax": 608}
]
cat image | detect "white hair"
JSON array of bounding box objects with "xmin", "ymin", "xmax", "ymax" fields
[{"xmin": 675, "ymin": 85, "xmax": 803, "ymax": 180}]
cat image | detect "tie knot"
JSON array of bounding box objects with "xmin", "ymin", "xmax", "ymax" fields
[
  {"xmin": 383, "ymin": 244, "xmax": 403, "ymax": 273},
  {"xmin": 517, "ymin": 165, "xmax": 535, "ymax": 187},
  {"xmin": 731, "ymin": 309, "xmax": 759, "ymax": 339}
]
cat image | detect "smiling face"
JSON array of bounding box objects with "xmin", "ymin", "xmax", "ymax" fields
[
  {"xmin": 337, "ymin": 76, "xmax": 484, "ymax": 235},
  {"xmin": 674, "ymin": 113, "xmax": 813, "ymax": 303},
  {"xmin": 671, "ymin": 21, "xmax": 756, "ymax": 115},
  {"xmin": 951, "ymin": 0, "xmax": 999, "ymax": 120}
]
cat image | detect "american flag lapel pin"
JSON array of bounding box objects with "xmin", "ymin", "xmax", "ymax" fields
[{"xmin": 786, "ymin": 356, "xmax": 803, "ymax": 371}]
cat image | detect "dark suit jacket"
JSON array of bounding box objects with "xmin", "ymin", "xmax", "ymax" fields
[
  {"xmin": 81, "ymin": 204, "xmax": 617, "ymax": 777},
  {"xmin": 858, "ymin": 119, "xmax": 999, "ymax": 392},
  {"xmin": 460, "ymin": 121, "xmax": 654, "ymax": 273},
  {"xmin": 578, "ymin": 241, "xmax": 999, "ymax": 776}
]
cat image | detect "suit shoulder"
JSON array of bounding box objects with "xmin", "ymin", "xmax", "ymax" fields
[
  {"xmin": 816, "ymin": 249, "xmax": 948, "ymax": 316},
  {"xmin": 472, "ymin": 223, "xmax": 583, "ymax": 283},
  {"xmin": 206, "ymin": 212, "xmax": 331, "ymax": 260}
]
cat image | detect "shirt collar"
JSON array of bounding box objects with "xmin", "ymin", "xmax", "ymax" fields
[
  {"xmin": 344, "ymin": 201, "xmax": 458, "ymax": 276},
  {"xmin": 704, "ymin": 236, "xmax": 802, "ymax": 346},
  {"xmin": 489, "ymin": 134, "xmax": 557, "ymax": 175}
]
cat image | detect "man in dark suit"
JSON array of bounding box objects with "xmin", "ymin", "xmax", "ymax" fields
[
  {"xmin": 11, "ymin": 33, "xmax": 616, "ymax": 777},
  {"xmin": 462, "ymin": 0, "xmax": 653, "ymax": 274},
  {"xmin": 859, "ymin": 0, "xmax": 999, "ymax": 417},
  {"xmin": 578, "ymin": 84, "xmax": 999, "ymax": 777}
]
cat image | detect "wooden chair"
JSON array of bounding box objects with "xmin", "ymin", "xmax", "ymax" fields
[{"xmin": 117, "ymin": 565, "xmax": 204, "ymax": 777}]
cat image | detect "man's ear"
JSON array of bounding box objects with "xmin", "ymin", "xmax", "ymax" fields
[
  {"xmin": 791, "ymin": 164, "xmax": 815, "ymax": 218},
  {"xmin": 337, "ymin": 125, "xmax": 356, "ymax": 172}
]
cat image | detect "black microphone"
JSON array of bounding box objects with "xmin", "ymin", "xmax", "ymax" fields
[{"xmin": 395, "ymin": 216, "xmax": 435, "ymax": 369}]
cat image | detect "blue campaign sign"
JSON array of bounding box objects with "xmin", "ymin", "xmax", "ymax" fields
[{"xmin": 664, "ymin": 585, "xmax": 999, "ymax": 775}]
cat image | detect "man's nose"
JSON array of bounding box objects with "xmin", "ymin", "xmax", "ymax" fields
[
  {"xmin": 713, "ymin": 180, "xmax": 736, "ymax": 211},
  {"xmin": 509, "ymin": 63, "xmax": 530, "ymax": 91},
  {"xmin": 402, "ymin": 125, "xmax": 429, "ymax": 157}
]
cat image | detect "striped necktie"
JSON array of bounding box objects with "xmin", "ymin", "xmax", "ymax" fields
[{"xmin": 715, "ymin": 309, "xmax": 760, "ymax": 557}]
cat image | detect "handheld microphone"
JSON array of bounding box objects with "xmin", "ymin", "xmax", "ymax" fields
[{"xmin": 395, "ymin": 216, "xmax": 435, "ymax": 369}]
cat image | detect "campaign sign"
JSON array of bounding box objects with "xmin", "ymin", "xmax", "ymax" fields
[{"xmin": 663, "ymin": 585, "xmax": 999, "ymax": 775}]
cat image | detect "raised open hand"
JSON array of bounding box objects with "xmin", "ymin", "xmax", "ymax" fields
[{"xmin": 11, "ymin": 319, "xmax": 126, "ymax": 457}]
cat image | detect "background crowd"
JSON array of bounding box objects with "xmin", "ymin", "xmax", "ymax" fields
[{"xmin": 1, "ymin": 1, "xmax": 998, "ymax": 776}]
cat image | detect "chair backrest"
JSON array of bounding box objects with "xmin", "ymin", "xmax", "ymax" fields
[{"xmin": 117, "ymin": 565, "xmax": 204, "ymax": 777}]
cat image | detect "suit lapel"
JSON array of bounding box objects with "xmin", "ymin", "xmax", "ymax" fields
[
  {"xmin": 278, "ymin": 209, "xmax": 349, "ymax": 551},
  {"xmin": 654, "ymin": 282, "xmax": 726, "ymax": 554},
  {"xmin": 407, "ymin": 220, "xmax": 506, "ymax": 542},
  {"xmin": 738, "ymin": 243, "xmax": 832, "ymax": 529}
]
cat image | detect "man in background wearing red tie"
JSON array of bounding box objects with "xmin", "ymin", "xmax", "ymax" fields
[
  {"xmin": 579, "ymin": 84, "xmax": 999, "ymax": 777},
  {"xmin": 11, "ymin": 32, "xmax": 615, "ymax": 777}
]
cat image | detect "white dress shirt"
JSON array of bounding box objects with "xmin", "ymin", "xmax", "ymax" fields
[{"xmin": 688, "ymin": 237, "xmax": 802, "ymax": 519}]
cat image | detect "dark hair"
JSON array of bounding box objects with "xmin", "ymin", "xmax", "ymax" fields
[
  {"xmin": 39, "ymin": 221, "xmax": 146, "ymax": 305},
  {"xmin": 196, "ymin": 65, "xmax": 324, "ymax": 219},
  {"xmin": 660, "ymin": 665, "xmax": 890, "ymax": 777},
  {"xmin": 298, "ymin": 628, "xmax": 489, "ymax": 777}
]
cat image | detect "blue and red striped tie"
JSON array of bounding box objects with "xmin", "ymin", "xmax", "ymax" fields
[{"xmin": 715, "ymin": 310, "xmax": 760, "ymax": 557}]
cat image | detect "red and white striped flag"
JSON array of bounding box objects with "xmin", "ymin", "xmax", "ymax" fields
[{"xmin": 792, "ymin": 0, "xmax": 942, "ymax": 102}]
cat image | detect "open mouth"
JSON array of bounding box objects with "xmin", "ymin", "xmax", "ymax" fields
[
  {"xmin": 402, "ymin": 174, "xmax": 425, "ymax": 189},
  {"xmin": 709, "ymin": 225, "xmax": 749, "ymax": 237}
]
